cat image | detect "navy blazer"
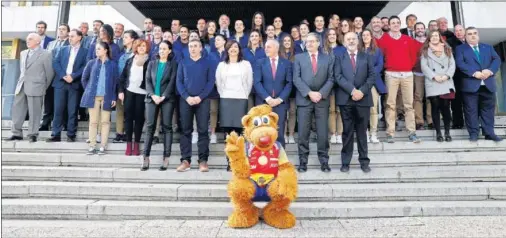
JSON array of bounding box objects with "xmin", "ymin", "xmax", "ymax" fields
[
  {"xmin": 52, "ymin": 45, "xmax": 88, "ymax": 89},
  {"xmin": 80, "ymin": 59, "xmax": 119, "ymax": 111},
  {"xmin": 334, "ymin": 51, "xmax": 376, "ymax": 107},
  {"xmin": 42, "ymin": 36, "xmax": 54, "ymax": 49},
  {"xmin": 365, "ymin": 47, "xmax": 387, "ymax": 94},
  {"xmin": 231, "ymin": 33, "xmax": 249, "ymax": 49},
  {"xmin": 455, "ymin": 43, "xmax": 501, "ymax": 93},
  {"xmin": 253, "ymin": 57, "xmax": 293, "ymax": 106}
]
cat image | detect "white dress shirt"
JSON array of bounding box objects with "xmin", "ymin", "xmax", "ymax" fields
[{"xmin": 66, "ymin": 45, "xmax": 80, "ymax": 75}]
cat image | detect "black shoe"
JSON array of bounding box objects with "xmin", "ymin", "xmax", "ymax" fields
[
  {"xmin": 297, "ymin": 163, "xmax": 307, "ymax": 172},
  {"xmin": 340, "ymin": 165, "xmax": 350, "ymax": 173},
  {"xmin": 153, "ymin": 136, "xmax": 160, "ymax": 144},
  {"xmin": 427, "ymin": 123, "xmax": 434, "ymax": 130},
  {"xmin": 445, "ymin": 134, "xmax": 452, "ymax": 142},
  {"xmin": 159, "ymin": 157, "xmax": 169, "ymax": 171},
  {"xmin": 361, "ymin": 164, "xmax": 371, "ymax": 173},
  {"xmin": 436, "ymin": 135, "xmax": 444, "ymax": 142},
  {"xmin": 416, "ymin": 124, "xmax": 425, "ymax": 130},
  {"xmin": 320, "ymin": 162, "xmax": 331, "ymax": 172},
  {"xmin": 29, "ymin": 136, "xmax": 37, "ymax": 143},
  {"xmin": 46, "ymin": 136, "xmax": 61, "ymax": 142},
  {"xmin": 485, "ymin": 135, "xmax": 503, "ymax": 142},
  {"xmin": 112, "ymin": 134, "xmax": 124, "ymax": 143},
  {"xmin": 67, "ymin": 136, "xmax": 76, "ymax": 142},
  {"xmin": 39, "ymin": 125, "xmax": 50, "ymax": 131},
  {"xmin": 5, "ymin": 135, "xmax": 23, "ymax": 141}
]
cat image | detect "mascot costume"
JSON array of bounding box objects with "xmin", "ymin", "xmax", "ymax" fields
[{"xmin": 224, "ymin": 104, "xmax": 298, "ymax": 229}]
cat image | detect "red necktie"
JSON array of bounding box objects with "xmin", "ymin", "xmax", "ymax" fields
[
  {"xmin": 350, "ymin": 53, "xmax": 356, "ymax": 72},
  {"xmin": 311, "ymin": 54, "xmax": 317, "ymax": 75},
  {"xmin": 271, "ymin": 58, "xmax": 276, "ymax": 79}
]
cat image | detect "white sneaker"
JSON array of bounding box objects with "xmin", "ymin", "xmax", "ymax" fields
[
  {"xmin": 370, "ymin": 134, "xmax": 380, "ymax": 144},
  {"xmin": 96, "ymin": 134, "xmax": 101, "ymax": 144},
  {"xmin": 366, "ymin": 131, "xmax": 371, "ymax": 143},
  {"xmin": 210, "ymin": 133, "xmax": 217, "ymax": 144},
  {"xmin": 192, "ymin": 132, "xmax": 198, "ymax": 144},
  {"xmin": 285, "ymin": 136, "xmax": 289, "ymax": 144},
  {"xmin": 336, "ymin": 135, "xmax": 343, "ymax": 144},
  {"xmin": 97, "ymin": 147, "xmax": 106, "ymax": 155},
  {"xmin": 288, "ymin": 136, "xmax": 295, "ymax": 144},
  {"xmin": 86, "ymin": 146, "xmax": 95, "ymax": 155},
  {"xmin": 330, "ymin": 135, "xmax": 338, "ymax": 144}
]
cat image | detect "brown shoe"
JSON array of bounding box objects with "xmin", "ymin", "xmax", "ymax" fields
[
  {"xmin": 199, "ymin": 161, "xmax": 209, "ymax": 172},
  {"xmin": 176, "ymin": 160, "xmax": 191, "ymax": 172}
]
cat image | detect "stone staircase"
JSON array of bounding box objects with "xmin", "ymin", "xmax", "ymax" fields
[{"xmin": 2, "ymin": 122, "xmax": 506, "ymax": 220}]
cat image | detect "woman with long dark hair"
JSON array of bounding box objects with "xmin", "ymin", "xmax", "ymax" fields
[
  {"xmin": 81, "ymin": 42, "xmax": 118, "ymax": 155},
  {"xmin": 421, "ymin": 30, "xmax": 456, "ymax": 142},
  {"xmin": 242, "ymin": 30, "xmax": 266, "ymax": 110},
  {"xmin": 142, "ymin": 40, "xmax": 179, "ymax": 171},
  {"xmin": 86, "ymin": 24, "xmax": 121, "ymax": 62},
  {"xmin": 203, "ymin": 20, "xmax": 217, "ymax": 53},
  {"xmin": 279, "ymin": 34, "xmax": 297, "ymax": 144},
  {"xmin": 215, "ymin": 40, "xmax": 253, "ymax": 171},
  {"xmin": 251, "ymin": 11, "xmax": 266, "ymax": 38},
  {"xmin": 361, "ymin": 29, "xmax": 385, "ymax": 143},
  {"xmin": 118, "ymin": 39, "xmax": 151, "ymax": 156}
]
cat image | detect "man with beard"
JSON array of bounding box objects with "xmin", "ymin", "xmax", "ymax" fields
[
  {"xmin": 412, "ymin": 22, "xmax": 432, "ymax": 130},
  {"xmin": 381, "ymin": 17, "xmax": 390, "ymax": 32}
]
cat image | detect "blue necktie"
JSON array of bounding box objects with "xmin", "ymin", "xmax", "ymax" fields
[{"xmin": 473, "ymin": 45, "xmax": 480, "ymax": 64}]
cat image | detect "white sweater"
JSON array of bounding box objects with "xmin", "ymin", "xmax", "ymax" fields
[{"xmin": 215, "ymin": 60, "xmax": 253, "ymax": 99}]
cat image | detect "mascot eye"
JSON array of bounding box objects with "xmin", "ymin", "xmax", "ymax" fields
[
  {"xmin": 262, "ymin": 116, "xmax": 270, "ymax": 124},
  {"xmin": 253, "ymin": 117, "xmax": 262, "ymax": 127}
]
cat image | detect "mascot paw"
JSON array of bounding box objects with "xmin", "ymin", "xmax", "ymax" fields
[
  {"xmin": 227, "ymin": 207, "xmax": 259, "ymax": 228},
  {"xmin": 263, "ymin": 208, "xmax": 296, "ymax": 229},
  {"xmin": 225, "ymin": 131, "xmax": 246, "ymax": 159}
]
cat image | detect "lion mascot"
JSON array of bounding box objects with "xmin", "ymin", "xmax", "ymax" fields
[{"xmin": 224, "ymin": 104, "xmax": 298, "ymax": 229}]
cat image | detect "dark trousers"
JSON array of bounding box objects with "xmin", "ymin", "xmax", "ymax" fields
[
  {"xmin": 463, "ymin": 86, "xmax": 496, "ymax": 138},
  {"xmin": 272, "ymin": 104, "xmax": 288, "ymax": 148},
  {"xmin": 77, "ymin": 84, "xmax": 88, "ymax": 120},
  {"xmin": 428, "ymin": 96, "xmax": 452, "ymax": 135},
  {"xmin": 223, "ymin": 126, "xmax": 243, "ymax": 161},
  {"xmin": 340, "ymin": 105, "xmax": 370, "ymax": 167},
  {"xmin": 144, "ymin": 100, "xmax": 175, "ymax": 157},
  {"xmin": 451, "ymin": 75, "xmax": 464, "ymax": 128},
  {"xmin": 51, "ymin": 86, "xmax": 78, "ymax": 137},
  {"xmin": 179, "ymin": 98, "xmax": 210, "ymax": 163},
  {"xmin": 297, "ymin": 102, "xmax": 329, "ymax": 165},
  {"xmin": 124, "ymin": 91, "xmax": 146, "ymax": 142},
  {"xmin": 41, "ymin": 86, "xmax": 54, "ymax": 127}
]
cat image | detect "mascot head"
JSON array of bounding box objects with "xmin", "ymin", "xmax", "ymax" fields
[{"xmin": 241, "ymin": 105, "xmax": 279, "ymax": 151}]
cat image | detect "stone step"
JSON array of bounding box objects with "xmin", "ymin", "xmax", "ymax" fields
[
  {"xmin": 3, "ymin": 165, "xmax": 506, "ymax": 184},
  {"xmin": 3, "ymin": 198, "xmax": 506, "ymax": 220},
  {"xmin": 3, "ymin": 181, "xmax": 505, "ymax": 202},
  {"xmin": 3, "ymin": 151, "xmax": 506, "ymax": 168},
  {"xmin": 3, "ymin": 139, "xmax": 506, "ymax": 156},
  {"xmin": 3, "ymin": 128, "xmax": 506, "ymax": 143}
]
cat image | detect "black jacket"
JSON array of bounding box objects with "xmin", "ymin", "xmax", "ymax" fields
[
  {"xmin": 118, "ymin": 56, "xmax": 149, "ymax": 93},
  {"xmin": 145, "ymin": 57, "xmax": 178, "ymax": 103}
]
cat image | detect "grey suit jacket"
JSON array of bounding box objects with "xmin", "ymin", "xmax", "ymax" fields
[
  {"xmin": 293, "ymin": 52, "xmax": 335, "ymax": 106},
  {"xmin": 16, "ymin": 48, "xmax": 54, "ymax": 97}
]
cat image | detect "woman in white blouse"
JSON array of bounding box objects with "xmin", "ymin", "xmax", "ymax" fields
[
  {"xmin": 215, "ymin": 39, "xmax": 253, "ymax": 171},
  {"xmin": 118, "ymin": 39, "xmax": 151, "ymax": 156}
]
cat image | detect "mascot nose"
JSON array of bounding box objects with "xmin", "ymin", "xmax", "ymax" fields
[{"xmin": 259, "ymin": 136, "xmax": 271, "ymax": 146}]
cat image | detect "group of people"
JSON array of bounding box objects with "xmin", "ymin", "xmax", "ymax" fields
[{"xmin": 6, "ymin": 12, "xmax": 503, "ymax": 175}]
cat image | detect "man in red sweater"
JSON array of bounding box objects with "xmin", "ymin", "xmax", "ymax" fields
[{"xmin": 377, "ymin": 15, "xmax": 421, "ymax": 143}]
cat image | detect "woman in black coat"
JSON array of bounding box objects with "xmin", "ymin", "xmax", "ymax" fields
[
  {"xmin": 142, "ymin": 40, "xmax": 178, "ymax": 171},
  {"xmin": 118, "ymin": 39, "xmax": 151, "ymax": 156}
]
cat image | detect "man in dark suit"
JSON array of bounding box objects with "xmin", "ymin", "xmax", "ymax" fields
[
  {"xmin": 40, "ymin": 23, "xmax": 70, "ymax": 131},
  {"xmin": 254, "ymin": 39, "xmax": 293, "ymax": 147},
  {"xmin": 293, "ymin": 33, "xmax": 335, "ymax": 172},
  {"xmin": 455, "ymin": 27, "xmax": 502, "ymax": 142},
  {"xmin": 400, "ymin": 14, "xmax": 417, "ymax": 38},
  {"xmin": 46, "ymin": 29, "xmax": 88, "ymax": 142},
  {"xmin": 334, "ymin": 32, "xmax": 375, "ymax": 173},
  {"xmin": 446, "ymin": 24, "xmax": 466, "ymax": 129}
]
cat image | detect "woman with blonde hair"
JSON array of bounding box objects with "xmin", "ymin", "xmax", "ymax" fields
[{"xmin": 421, "ymin": 30, "xmax": 456, "ymax": 142}]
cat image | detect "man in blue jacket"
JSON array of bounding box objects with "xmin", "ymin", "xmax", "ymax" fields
[
  {"xmin": 254, "ymin": 39, "xmax": 292, "ymax": 147},
  {"xmin": 176, "ymin": 39, "xmax": 216, "ymax": 172},
  {"xmin": 47, "ymin": 29, "xmax": 88, "ymax": 142},
  {"xmin": 455, "ymin": 27, "xmax": 502, "ymax": 142}
]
